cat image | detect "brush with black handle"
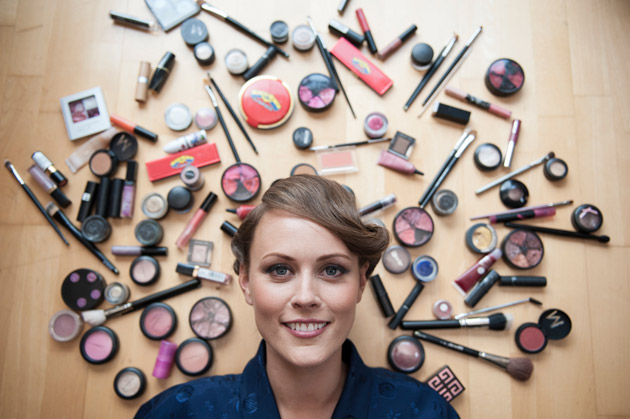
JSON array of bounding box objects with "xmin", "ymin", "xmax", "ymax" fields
[{"xmin": 402, "ymin": 312, "xmax": 513, "ymax": 331}]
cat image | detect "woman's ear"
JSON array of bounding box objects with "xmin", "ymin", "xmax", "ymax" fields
[
  {"xmin": 238, "ymin": 264, "xmax": 253, "ymax": 305},
  {"xmin": 356, "ymin": 263, "xmax": 369, "ymax": 303}
]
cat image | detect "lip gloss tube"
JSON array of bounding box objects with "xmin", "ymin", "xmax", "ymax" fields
[
  {"xmin": 28, "ymin": 165, "xmax": 72, "ymax": 208},
  {"xmin": 359, "ymin": 193, "xmax": 396, "ymax": 216},
  {"xmin": 377, "ymin": 150, "xmax": 423, "ymax": 175},
  {"xmin": 388, "ymin": 281, "xmax": 424, "ymax": 330},
  {"xmin": 32, "ymin": 151, "xmax": 68, "ymax": 186},
  {"xmin": 175, "ymin": 191, "xmax": 218, "ymax": 248},
  {"xmin": 176, "ymin": 263, "xmax": 232, "ymax": 285},
  {"xmin": 111, "ymin": 246, "xmax": 168, "ymax": 256},
  {"xmin": 356, "ymin": 8, "xmax": 377, "ymax": 54},
  {"xmin": 503, "ymin": 119, "xmax": 521, "ymax": 168},
  {"xmin": 445, "ymin": 86, "xmax": 512, "ymax": 119},
  {"xmin": 110, "ymin": 114, "xmax": 158, "ymax": 142},
  {"xmin": 489, "ymin": 207, "xmax": 555, "ymax": 224},
  {"xmin": 377, "ymin": 24, "xmax": 417, "ymax": 60},
  {"xmin": 452, "ymin": 249, "xmax": 502, "ymax": 296},
  {"xmin": 120, "ymin": 160, "xmax": 137, "ymax": 218},
  {"xmin": 226, "ymin": 205, "xmax": 256, "ymax": 220}
]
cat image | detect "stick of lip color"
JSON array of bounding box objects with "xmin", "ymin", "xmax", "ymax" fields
[
  {"xmin": 444, "ymin": 86, "xmax": 512, "ymax": 119},
  {"xmin": 470, "ymin": 200, "xmax": 573, "ymax": 220}
]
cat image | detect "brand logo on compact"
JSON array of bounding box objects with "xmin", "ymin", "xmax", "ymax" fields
[
  {"xmin": 170, "ymin": 155, "xmax": 194, "ymax": 169},
  {"xmin": 352, "ymin": 58, "xmax": 371, "ymax": 75},
  {"xmin": 251, "ymin": 90, "xmax": 281, "ymax": 112}
]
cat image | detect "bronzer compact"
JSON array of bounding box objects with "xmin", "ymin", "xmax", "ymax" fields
[{"xmin": 515, "ymin": 308, "xmax": 571, "ymax": 354}]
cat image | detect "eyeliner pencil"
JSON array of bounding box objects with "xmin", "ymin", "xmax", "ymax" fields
[
  {"xmin": 203, "ymin": 80, "xmax": 240, "ymax": 163},
  {"xmin": 207, "ymin": 72, "xmax": 258, "ymax": 154},
  {"xmin": 5, "ymin": 160, "xmax": 69, "ymax": 246},
  {"xmin": 197, "ymin": 1, "xmax": 289, "ymax": 58},
  {"xmin": 46, "ymin": 202, "xmax": 119, "ymax": 275},
  {"xmin": 421, "ymin": 26, "xmax": 483, "ymax": 107},
  {"xmin": 403, "ymin": 34, "xmax": 457, "ymax": 111}
]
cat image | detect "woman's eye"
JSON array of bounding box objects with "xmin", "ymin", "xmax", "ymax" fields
[
  {"xmin": 323, "ymin": 265, "xmax": 347, "ymax": 277},
  {"xmin": 266, "ymin": 264, "xmax": 291, "ymax": 276}
]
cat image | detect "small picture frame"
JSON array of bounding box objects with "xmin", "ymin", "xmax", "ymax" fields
[{"xmin": 60, "ymin": 87, "xmax": 111, "ymax": 141}]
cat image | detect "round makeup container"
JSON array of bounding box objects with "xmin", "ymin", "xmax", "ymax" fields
[
  {"xmin": 130, "ymin": 255, "xmax": 161, "ymax": 286},
  {"xmin": 140, "ymin": 302, "xmax": 177, "ymax": 340},
  {"xmin": 104, "ymin": 282, "xmax": 130, "ymax": 305},
  {"xmin": 109, "ymin": 132, "xmax": 138, "ymax": 162},
  {"xmin": 135, "ymin": 219, "xmax": 164, "ymax": 246},
  {"xmin": 473, "ymin": 143, "xmax": 502, "ymax": 171},
  {"xmin": 194, "ymin": 107, "xmax": 218, "ymax": 130},
  {"xmin": 410, "ymin": 43, "xmax": 434, "ymax": 71},
  {"xmin": 411, "ymin": 255, "xmax": 439, "ymax": 283},
  {"xmin": 500, "ymin": 179, "xmax": 529, "ymax": 208},
  {"xmin": 387, "ymin": 336, "xmax": 425, "ymax": 374},
  {"xmin": 432, "ymin": 300, "xmax": 453, "ymax": 320},
  {"xmin": 392, "ymin": 207, "xmax": 434, "ymax": 247},
  {"xmin": 225, "ymin": 49, "xmax": 249, "ymax": 75},
  {"xmin": 80, "ymin": 326, "xmax": 119, "ymax": 365},
  {"xmin": 167, "ymin": 186, "xmax": 194, "ymax": 212},
  {"xmin": 292, "ymin": 24, "xmax": 315, "ymax": 51},
  {"xmin": 290, "ymin": 163, "xmax": 318, "ymax": 176},
  {"xmin": 49, "ymin": 309, "xmax": 83, "ymax": 342},
  {"xmin": 114, "ymin": 367, "xmax": 146, "ymax": 400},
  {"xmin": 175, "ymin": 337, "xmax": 213, "ymax": 376},
  {"xmin": 382, "ymin": 245, "xmax": 411, "ymax": 274},
  {"xmin": 501, "ymin": 229, "xmax": 544, "ymax": 270},
  {"xmin": 61, "ymin": 268, "xmax": 106, "ymax": 311},
  {"xmin": 515, "ymin": 308, "xmax": 572, "ymax": 354},
  {"xmin": 141, "ymin": 192, "xmax": 169, "ymax": 219},
  {"xmin": 270, "ymin": 20, "xmax": 289, "ymax": 44},
  {"xmin": 543, "ymin": 157, "xmax": 568, "ymax": 181},
  {"xmin": 292, "ymin": 127, "xmax": 313, "ymax": 149},
  {"xmin": 298, "ymin": 73, "xmax": 337, "ymax": 113},
  {"xmin": 485, "ymin": 58, "xmax": 525, "ymax": 97},
  {"xmin": 194, "ymin": 42, "xmax": 215, "ymax": 66},
  {"xmin": 180, "ymin": 165, "xmax": 205, "ymax": 191},
  {"xmin": 363, "ymin": 112, "xmax": 388, "ymax": 139},
  {"xmin": 238, "ymin": 75, "xmax": 294, "ymax": 129},
  {"xmin": 81, "ymin": 215, "xmax": 112, "ymax": 243},
  {"xmin": 181, "ymin": 18, "xmax": 208, "ymax": 46},
  {"xmin": 189, "ymin": 297, "xmax": 233, "ymax": 340},
  {"xmin": 466, "ymin": 223, "xmax": 498, "ymax": 254},
  {"xmin": 431, "ymin": 189, "xmax": 458, "ymax": 216},
  {"xmin": 89, "ymin": 149, "xmax": 118, "ymax": 177},
  {"xmin": 165, "ymin": 103, "xmax": 193, "ymax": 131},
  {"xmin": 221, "ymin": 162, "xmax": 261, "ymax": 202},
  {"xmin": 571, "ymin": 204, "xmax": 603, "ymax": 233}
]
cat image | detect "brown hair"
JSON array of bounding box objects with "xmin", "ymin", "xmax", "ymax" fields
[{"xmin": 231, "ymin": 175, "xmax": 389, "ymax": 277}]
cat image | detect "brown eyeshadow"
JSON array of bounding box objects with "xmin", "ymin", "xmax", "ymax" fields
[{"xmin": 502, "ymin": 229, "xmax": 544, "ymax": 269}]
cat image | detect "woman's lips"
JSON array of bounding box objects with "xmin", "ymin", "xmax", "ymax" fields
[{"xmin": 283, "ymin": 321, "xmax": 329, "ymax": 338}]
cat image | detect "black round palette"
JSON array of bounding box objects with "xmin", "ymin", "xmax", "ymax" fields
[{"xmin": 61, "ymin": 268, "xmax": 106, "ymax": 311}]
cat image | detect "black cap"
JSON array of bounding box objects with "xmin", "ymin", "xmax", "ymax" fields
[
  {"xmin": 270, "ymin": 20, "xmax": 289, "ymax": 43},
  {"xmin": 141, "ymin": 247, "xmax": 168, "ymax": 256},
  {"xmin": 411, "ymin": 43, "xmax": 434, "ymax": 67},
  {"xmin": 110, "ymin": 132, "xmax": 138, "ymax": 161},
  {"xmin": 200, "ymin": 191, "xmax": 218, "ymax": 212},
  {"xmin": 538, "ymin": 308, "xmax": 572, "ymax": 340},
  {"xmin": 126, "ymin": 160, "xmax": 138, "ymax": 182},
  {"xmin": 221, "ymin": 221, "xmax": 238, "ymax": 237},
  {"xmin": 181, "ymin": 19, "xmax": 208, "ymax": 46},
  {"xmin": 176, "ymin": 262, "xmax": 195, "ymax": 276},
  {"xmin": 167, "ymin": 186, "xmax": 194, "ymax": 212},
  {"xmin": 292, "ymin": 127, "xmax": 313, "ymax": 149},
  {"xmin": 328, "ymin": 20, "xmax": 364, "ymax": 47},
  {"xmin": 399, "ymin": 25, "xmax": 418, "ymax": 42}
]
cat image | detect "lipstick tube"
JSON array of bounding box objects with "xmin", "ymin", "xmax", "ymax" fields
[
  {"xmin": 77, "ymin": 181, "xmax": 98, "ymax": 222},
  {"xmin": 444, "ymin": 86, "xmax": 512, "ymax": 119},
  {"xmin": 176, "ymin": 263, "xmax": 232, "ymax": 285},
  {"xmin": 32, "ymin": 151, "xmax": 67, "ymax": 186},
  {"xmin": 28, "ymin": 165, "xmax": 72, "ymax": 208},
  {"xmin": 489, "ymin": 207, "xmax": 555, "ymax": 224},
  {"xmin": 359, "ymin": 194, "xmax": 396, "ymax": 216},
  {"xmin": 503, "ymin": 119, "xmax": 521, "ymax": 168},
  {"xmin": 377, "ymin": 24, "xmax": 417, "ymax": 60},
  {"xmin": 135, "ymin": 61, "xmax": 151, "ymax": 102},
  {"xmin": 356, "ymin": 8, "xmax": 377, "ymax": 54},
  {"xmin": 328, "ymin": 20, "xmax": 364, "ymax": 47},
  {"xmin": 452, "ymin": 249, "xmax": 502, "ymax": 296},
  {"xmin": 108, "ymin": 178, "xmax": 124, "ymax": 218},
  {"xmin": 175, "ymin": 191, "xmax": 218, "ymax": 248},
  {"xmin": 110, "ymin": 114, "xmax": 158, "ymax": 142},
  {"xmin": 499, "ymin": 276, "xmax": 547, "ymax": 287},
  {"xmin": 153, "ymin": 340, "xmax": 177, "ymax": 379},
  {"xmin": 149, "ymin": 52, "xmax": 175, "ymax": 93},
  {"xmin": 120, "ymin": 160, "xmax": 137, "ymax": 218},
  {"xmin": 370, "ymin": 274, "xmax": 395, "ymax": 318},
  {"xmin": 226, "ymin": 205, "xmax": 256, "ymax": 220},
  {"xmin": 95, "ymin": 177, "xmax": 111, "ymax": 218},
  {"xmin": 388, "ymin": 281, "xmax": 425, "ymax": 330}
]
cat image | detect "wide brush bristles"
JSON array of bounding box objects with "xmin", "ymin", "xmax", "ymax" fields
[
  {"xmin": 507, "ymin": 357, "xmax": 534, "ymax": 381},
  {"xmin": 488, "ymin": 313, "xmax": 513, "ymax": 330},
  {"xmin": 81, "ymin": 309, "xmax": 107, "ymax": 326}
]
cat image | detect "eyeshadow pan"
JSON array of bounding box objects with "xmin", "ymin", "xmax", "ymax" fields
[
  {"xmin": 393, "ymin": 207, "xmax": 434, "ymax": 247},
  {"xmin": 189, "ymin": 297, "xmax": 233, "ymax": 340},
  {"xmin": 515, "ymin": 323, "xmax": 547, "ymax": 353},
  {"xmin": 80, "ymin": 326, "xmax": 119, "ymax": 364},
  {"xmin": 465, "ymin": 223, "xmax": 498, "ymax": 254},
  {"xmin": 130, "ymin": 255, "xmax": 160, "ymax": 285},
  {"xmin": 175, "ymin": 338, "xmax": 213, "ymax": 376},
  {"xmin": 114, "ymin": 367, "xmax": 146, "ymax": 400},
  {"xmin": 49, "ymin": 309, "xmax": 83, "ymax": 342},
  {"xmin": 502, "ymin": 229, "xmax": 544, "ymax": 269},
  {"xmin": 387, "ymin": 336, "xmax": 425, "ymax": 373},
  {"xmin": 140, "ymin": 303, "xmax": 177, "ymax": 340},
  {"xmin": 382, "ymin": 245, "xmax": 411, "ymax": 274}
]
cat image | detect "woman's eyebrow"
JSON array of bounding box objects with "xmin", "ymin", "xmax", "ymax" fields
[
  {"xmin": 316, "ymin": 253, "xmax": 351, "ymax": 262},
  {"xmin": 260, "ymin": 253, "xmax": 351, "ymax": 262}
]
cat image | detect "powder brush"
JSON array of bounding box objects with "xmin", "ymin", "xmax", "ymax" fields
[
  {"xmin": 402, "ymin": 313, "xmax": 513, "ymax": 331},
  {"xmin": 413, "ymin": 330, "xmax": 534, "ymax": 381}
]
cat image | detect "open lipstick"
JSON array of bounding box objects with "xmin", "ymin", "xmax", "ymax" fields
[
  {"xmin": 356, "ymin": 8, "xmax": 378, "ymax": 54},
  {"xmin": 175, "ymin": 191, "xmax": 218, "ymax": 248}
]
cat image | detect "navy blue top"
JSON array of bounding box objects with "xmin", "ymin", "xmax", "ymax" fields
[{"xmin": 136, "ymin": 340, "xmax": 459, "ymax": 418}]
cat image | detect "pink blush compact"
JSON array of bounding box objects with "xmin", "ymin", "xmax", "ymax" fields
[
  {"xmin": 79, "ymin": 326, "xmax": 119, "ymax": 364},
  {"xmin": 189, "ymin": 297, "xmax": 232, "ymax": 340}
]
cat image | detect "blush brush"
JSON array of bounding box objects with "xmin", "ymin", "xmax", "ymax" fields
[
  {"xmin": 402, "ymin": 312, "xmax": 513, "ymax": 331},
  {"xmin": 413, "ymin": 330, "xmax": 533, "ymax": 381}
]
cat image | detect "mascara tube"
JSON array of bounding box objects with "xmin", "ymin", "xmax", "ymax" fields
[
  {"xmin": 388, "ymin": 282, "xmax": 424, "ymax": 330},
  {"xmin": 499, "ymin": 276, "xmax": 547, "ymax": 287}
]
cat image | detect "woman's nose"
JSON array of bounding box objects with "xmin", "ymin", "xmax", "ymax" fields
[{"xmin": 290, "ymin": 275, "xmax": 321, "ymax": 309}]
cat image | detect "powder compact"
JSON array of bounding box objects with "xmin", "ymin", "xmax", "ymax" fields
[
  {"xmin": 290, "ymin": 163, "xmax": 318, "ymax": 176},
  {"xmin": 410, "ymin": 43, "xmax": 434, "ymax": 71},
  {"xmin": 499, "ymin": 179, "xmax": 529, "ymax": 208},
  {"xmin": 104, "ymin": 282, "xmax": 130, "ymax": 305},
  {"xmin": 194, "ymin": 107, "xmax": 218, "ymax": 130},
  {"xmin": 292, "ymin": 127, "xmax": 313, "ymax": 150},
  {"xmin": 135, "ymin": 219, "xmax": 164, "ymax": 246},
  {"xmin": 141, "ymin": 192, "xmax": 169, "ymax": 219},
  {"xmin": 382, "ymin": 245, "xmax": 411, "ymax": 274},
  {"xmin": 180, "ymin": 165, "xmax": 205, "ymax": 191},
  {"xmin": 80, "ymin": 326, "xmax": 119, "ymax": 365},
  {"xmin": 543, "ymin": 157, "xmax": 568, "ymax": 181},
  {"xmin": 465, "ymin": 223, "xmax": 498, "ymax": 254},
  {"xmin": 175, "ymin": 337, "xmax": 213, "ymax": 376},
  {"xmin": 224, "ymin": 49, "xmax": 249, "ymax": 75},
  {"xmin": 363, "ymin": 112, "xmax": 388, "ymax": 139},
  {"xmin": 392, "ymin": 207, "xmax": 434, "ymax": 247},
  {"xmin": 270, "ymin": 20, "xmax": 289, "ymax": 44},
  {"xmin": 515, "ymin": 308, "xmax": 572, "ymax": 354},
  {"xmin": 221, "ymin": 162, "xmax": 262, "ymax": 202},
  {"xmin": 49, "ymin": 309, "xmax": 83, "ymax": 342},
  {"xmin": 292, "ymin": 25, "xmax": 315, "ymax": 51},
  {"xmin": 130, "ymin": 255, "xmax": 161, "ymax": 286},
  {"xmin": 194, "ymin": 42, "xmax": 215, "ymax": 66},
  {"xmin": 189, "ymin": 297, "xmax": 233, "ymax": 340},
  {"xmin": 89, "ymin": 149, "xmax": 118, "ymax": 177},
  {"xmin": 387, "ymin": 336, "xmax": 425, "ymax": 374},
  {"xmin": 114, "ymin": 367, "xmax": 146, "ymax": 400},
  {"xmin": 165, "ymin": 103, "xmax": 193, "ymax": 131},
  {"xmin": 238, "ymin": 75, "xmax": 294, "ymax": 129},
  {"xmin": 167, "ymin": 186, "xmax": 194, "ymax": 212},
  {"xmin": 61, "ymin": 268, "xmax": 106, "ymax": 311},
  {"xmin": 485, "ymin": 58, "xmax": 525, "ymax": 97},
  {"xmin": 387, "ymin": 131, "xmax": 415, "ymax": 159},
  {"xmin": 109, "ymin": 132, "xmax": 138, "ymax": 162},
  {"xmin": 411, "ymin": 255, "xmax": 438, "ymax": 283},
  {"xmin": 473, "ymin": 143, "xmax": 502, "ymax": 171},
  {"xmin": 431, "ymin": 189, "xmax": 458, "ymax": 216},
  {"xmin": 298, "ymin": 73, "xmax": 337, "ymax": 112},
  {"xmin": 140, "ymin": 302, "xmax": 177, "ymax": 340},
  {"xmin": 571, "ymin": 203, "xmax": 603, "ymax": 233},
  {"xmin": 502, "ymin": 229, "xmax": 544, "ymax": 269},
  {"xmin": 81, "ymin": 215, "xmax": 112, "ymax": 243}
]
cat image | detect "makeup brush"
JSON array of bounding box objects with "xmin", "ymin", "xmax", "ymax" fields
[
  {"xmin": 455, "ymin": 297, "xmax": 543, "ymax": 320},
  {"xmin": 81, "ymin": 279, "xmax": 201, "ymax": 326},
  {"xmin": 413, "ymin": 330, "xmax": 534, "ymax": 381},
  {"xmin": 203, "ymin": 80, "xmax": 240, "ymax": 162},
  {"xmin": 475, "ymin": 152, "xmax": 554, "ymax": 194},
  {"xmin": 401, "ymin": 313, "xmax": 513, "ymax": 331}
]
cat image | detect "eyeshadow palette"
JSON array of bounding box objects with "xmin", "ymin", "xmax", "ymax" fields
[{"xmin": 425, "ymin": 366, "xmax": 465, "ymax": 402}]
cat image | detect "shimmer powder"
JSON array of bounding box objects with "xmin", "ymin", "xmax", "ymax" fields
[
  {"xmin": 140, "ymin": 303, "xmax": 177, "ymax": 340},
  {"xmin": 175, "ymin": 338, "xmax": 213, "ymax": 376},
  {"xmin": 114, "ymin": 367, "xmax": 146, "ymax": 400},
  {"xmin": 387, "ymin": 336, "xmax": 425, "ymax": 373},
  {"xmin": 515, "ymin": 323, "xmax": 547, "ymax": 353},
  {"xmin": 393, "ymin": 207, "xmax": 434, "ymax": 247},
  {"xmin": 502, "ymin": 229, "xmax": 544, "ymax": 269},
  {"xmin": 130, "ymin": 256, "xmax": 160, "ymax": 286},
  {"xmin": 79, "ymin": 326, "xmax": 119, "ymax": 364},
  {"xmin": 465, "ymin": 223, "xmax": 498, "ymax": 254},
  {"xmin": 49, "ymin": 309, "xmax": 83, "ymax": 342},
  {"xmin": 189, "ymin": 297, "xmax": 233, "ymax": 340}
]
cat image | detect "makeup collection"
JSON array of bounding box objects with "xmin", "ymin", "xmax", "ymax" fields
[{"xmin": 1, "ymin": 0, "xmax": 606, "ymax": 407}]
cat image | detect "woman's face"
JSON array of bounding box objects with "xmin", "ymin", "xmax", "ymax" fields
[{"xmin": 239, "ymin": 210, "xmax": 368, "ymax": 370}]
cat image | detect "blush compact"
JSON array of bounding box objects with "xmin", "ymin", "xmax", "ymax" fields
[
  {"xmin": 387, "ymin": 335, "xmax": 425, "ymax": 374},
  {"xmin": 425, "ymin": 365, "xmax": 465, "ymax": 402},
  {"xmin": 502, "ymin": 229, "xmax": 544, "ymax": 270},
  {"xmin": 485, "ymin": 58, "xmax": 525, "ymax": 97},
  {"xmin": 221, "ymin": 162, "xmax": 262, "ymax": 202},
  {"xmin": 114, "ymin": 367, "xmax": 146, "ymax": 400},
  {"xmin": 298, "ymin": 73, "xmax": 337, "ymax": 112},
  {"xmin": 515, "ymin": 308, "xmax": 572, "ymax": 354},
  {"xmin": 175, "ymin": 337, "xmax": 213, "ymax": 376},
  {"xmin": 130, "ymin": 255, "xmax": 161, "ymax": 286},
  {"xmin": 189, "ymin": 297, "xmax": 233, "ymax": 340},
  {"xmin": 80, "ymin": 326, "xmax": 119, "ymax": 365},
  {"xmin": 61, "ymin": 268, "xmax": 106, "ymax": 311},
  {"xmin": 238, "ymin": 75, "xmax": 294, "ymax": 129},
  {"xmin": 473, "ymin": 143, "xmax": 502, "ymax": 171},
  {"xmin": 140, "ymin": 302, "xmax": 177, "ymax": 340},
  {"xmin": 382, "ymin": 245, "xmax": 411, "ymax": 274},
  {"xmin": 89, "ymin": 149, "xmax": 118, "ymax": 177},
  {"xmin": 393, "ymin": 207, "xmax": 434, "ymax": 247}
]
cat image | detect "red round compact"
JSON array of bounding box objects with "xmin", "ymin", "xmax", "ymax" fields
[
  {"xmin": 485, "ymin": 58, "xmax": 525, "ymax": 97},
  {"xmin": 238, "ymin": 75, "xmax": 294, "ymax": 129}
]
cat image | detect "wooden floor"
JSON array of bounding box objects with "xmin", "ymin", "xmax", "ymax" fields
[{"xmin": 1, "ymin": 0, "xmax": 629, "ymax": 417}]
